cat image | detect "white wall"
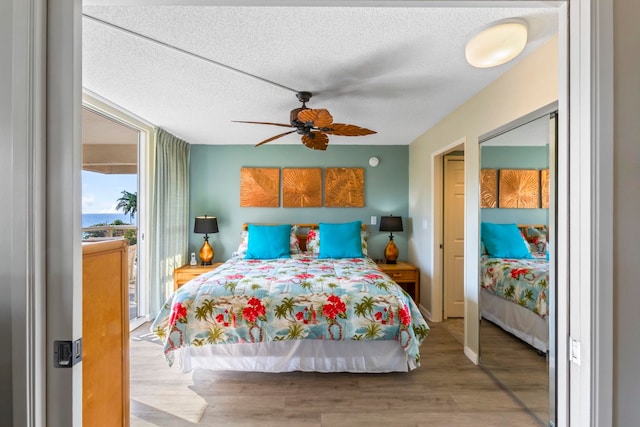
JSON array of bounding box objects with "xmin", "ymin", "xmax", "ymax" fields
[
  {"xmin": 408, "ymin": 36, "xmax": 558, "ymax": 357},
  {"xmin": 613, "ymin": 1, "xmax": 640, "ymax": 424}
]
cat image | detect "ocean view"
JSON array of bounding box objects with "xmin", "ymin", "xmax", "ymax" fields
[{"xmin": 82, "ymin": 213, "xmax": 136, "ymax": 228}]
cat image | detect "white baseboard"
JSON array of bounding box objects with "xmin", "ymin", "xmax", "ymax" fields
[
  {"xmin": 129, "ymin": 315, "xmax": 150, "ymax": 332},
  {"xmin": 464, "ymin": 345, "xmax": 479, "ymax": 365},
  {"xmin": 419, "ymin": 304, "xmax": 432, "ymax": 322},
  {"xmin": 422, "ymin": 303, "xmax": 474, "ymax": 363}
]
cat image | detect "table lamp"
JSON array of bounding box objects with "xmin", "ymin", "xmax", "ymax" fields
[
  {"xmin": 194, "ymin": 215, "xmax": 218, "ymax": 265},
  {"xmin": 379, "ymin": 215, "xmax": 403, "ymax": 264}
]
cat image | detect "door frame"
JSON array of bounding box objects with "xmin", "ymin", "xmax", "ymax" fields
[
  {"xmin": 6, "ymin": 0, "xmax": 612, "ymax": 426},
  {"xmin": 442, "ymin": 154, "xmax": 465, "ymax": 320},
  {"xmin": 430, "ymin": 139, "xmax": 465, "ymax": 323},
  {"xmin": 82, "ymin": 90, "xmax": 156, "ymax": 330},
  {"xmin": 3, "ymin": 1, "xmax": 48, "ymax": 425}
]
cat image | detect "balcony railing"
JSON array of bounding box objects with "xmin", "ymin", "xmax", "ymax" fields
[{"xmin": 82, "ymin": 224, "xmax": 137, "ymax": 239}]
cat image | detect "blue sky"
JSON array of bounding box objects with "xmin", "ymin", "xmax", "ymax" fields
[{"xmin": 82, "ymin": 171, "xmax": 137, "ymax": 213}]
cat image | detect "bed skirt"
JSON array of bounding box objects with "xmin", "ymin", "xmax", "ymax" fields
[
  {"xmin": 480, "ymin": 289, "xmax": 548, "ymax": 353},
  {"xmin": 177, "ymin": 339, "xmax": 411, "ymax": 373}
]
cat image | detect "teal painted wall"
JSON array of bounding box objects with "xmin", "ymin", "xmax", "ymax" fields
[
  {"xmin": 189, "ymin": 144, "xmax": 409, "ymax": 261},
  {"xmin": 480, "ymin": 145, "xmax": 549, "ymax": 225},
  {"xmin": 481, "ymin": 146, "xmax": 548, "ymax": 169}
]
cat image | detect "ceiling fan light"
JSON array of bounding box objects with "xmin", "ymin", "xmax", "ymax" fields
[{"xmin": 465, "ymin": 21, "xmax": 528, "ymax": 68}]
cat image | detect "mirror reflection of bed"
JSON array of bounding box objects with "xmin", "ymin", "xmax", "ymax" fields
[{"xmin": 478, "ymin": 112, "xmax": 556, "ymax": 425}]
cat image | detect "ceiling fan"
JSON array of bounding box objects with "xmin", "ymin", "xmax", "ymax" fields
[{"xmin": 233, "ymin": 91, "xmax": 376, "ymax": 150}]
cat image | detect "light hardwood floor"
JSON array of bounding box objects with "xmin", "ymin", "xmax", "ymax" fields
[
  {"xmin": 479, "ymin": 319, "xmax": 549, "ymax": 425},
  {"xmin": 130, "ymin": 321, "xmax": 544, "ymax": 426}
]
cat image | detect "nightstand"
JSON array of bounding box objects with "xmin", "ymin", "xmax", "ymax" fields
[
  {"xmin": 173, "ymin": 263, "xmax": 222, "ymax": 290},
  {"xmin": 377, "ymin": 261, "xmax": 420, "ymax": 303}
]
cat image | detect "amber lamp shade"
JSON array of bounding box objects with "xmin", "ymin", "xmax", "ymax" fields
[
  {"xmin": 194, "ymin": 215, "xmax": 219, "ymax": 265},
  {"xmin": 379, "ymin": 215, "xmax": 403, "ymax": 264}
]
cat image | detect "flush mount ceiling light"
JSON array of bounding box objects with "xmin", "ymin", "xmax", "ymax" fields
[{"xmin": 465, "ymin": 21, "xmax": 528, "ymax": 68}]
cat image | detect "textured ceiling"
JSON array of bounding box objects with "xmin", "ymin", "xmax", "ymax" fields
[{"xmin": 82, "ymin": 4, "xmax": 559, "ymax": 147}]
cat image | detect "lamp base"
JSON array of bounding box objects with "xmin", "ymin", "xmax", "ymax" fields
[
  {"xmin": 199, "ymin": 237, "xmax": 214, "ymax": 265},
  {"xmin": 384, "ymin": 239, "xmax": 399, "ymax": 264}
]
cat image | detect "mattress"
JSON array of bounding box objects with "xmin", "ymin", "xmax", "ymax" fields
[{"xmin": 151, "ymin": 253, "xmax": 429, "ymax": 372}]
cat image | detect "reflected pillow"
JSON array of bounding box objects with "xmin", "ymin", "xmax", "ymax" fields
[
  {"xmin": 318, "ymin": 221, "xmax": 364, "ymax": 259},
  {"xmin": 244, "ymin": 224, "xmax": 292, "ymax": 259},
  {"xmin": 525, "ymin": 225, "xmax": 548, "ymax": 254},
  {"xmin": 481, "ymin": 222, "xmax": 533, "ymax": 259}
]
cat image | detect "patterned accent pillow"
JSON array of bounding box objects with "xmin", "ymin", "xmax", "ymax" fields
[
  {"xmin": 306, "ymin": 229, "xmax": 320, "ymax": 254},
  {"xmin": 233, "ymin": 231, "xmax": 250, "ymax": 257},
  {"xmin": 290, "ymin": 225, "xmax": 302, "ymax": 254},
  {"xmin": 305, "ymin": 228, "xmax": 368, "ymax": 256},
  {"xmin": 520, "ymin": 231, "xmax": 532, "ymax": 252},
  {"xmin": 526, "ymin": 226, "xmax": 548, "ymax": 254},
  {"xmin": 233, "ymin": 225, "xmax": 301, "ymax": 257},
  {"xmin": 361, "ymin": 230, "xmax": 369, "ymax": 256}
]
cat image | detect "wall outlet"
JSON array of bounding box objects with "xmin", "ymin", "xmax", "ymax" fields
[{"xmin": 370, "ymin": 216, "xmax": 377, "ymax": 225}]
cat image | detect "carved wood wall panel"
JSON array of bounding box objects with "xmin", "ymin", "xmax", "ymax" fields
[
  {"xmin": 480, "ymin": 169, "xmax": 498, "ymax": 208},
  {"xmin": 282, "ymin": 168, "xmax": 322, "ymax": 207},
  {"xmin": 324, "ymin": 167, "xmax": 364, "ymax": 207},
  {"xmin": 498, "ymin": 169, "xmax": 540, "ymax": 208},
  {"xmin": 541, "ymin": 169, "xmax": 550, "ymax": 208},
  {"xmin": 240, "ymin": 167, "xmax": 280, "ymax": 207}
]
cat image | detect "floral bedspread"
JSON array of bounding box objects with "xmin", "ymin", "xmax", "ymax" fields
[
  {"xmin": 151, "ymin": 254, "xmax": 430, "ymax": 369},
  {"xmin": 480, "ymin": 254, "xmax": 549, "ymax": 318}
]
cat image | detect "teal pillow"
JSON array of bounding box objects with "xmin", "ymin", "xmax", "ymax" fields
[
  {"xmin": 318, "ymin": 221, "xmax": 363, "ymax": 259},
  {"xmin": 245, "ymin": 224, "xmax": 291, "ymax": 259},
  {"xmin": 481, "ymin": 222, "xmax": 533, "ymax": 259}
]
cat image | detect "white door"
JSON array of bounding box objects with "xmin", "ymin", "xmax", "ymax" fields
[{"xmin": 443, "ymin": 155, "xmax": 465, "ymax": 318}]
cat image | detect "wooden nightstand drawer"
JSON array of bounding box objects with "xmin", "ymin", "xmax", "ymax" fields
[
  {"xmin": 385, "ymin": 269, "xmax": 417, "ymax": 282},
  {"xmin": 173, "ymin": 263, "xmax": 222, "ymax": 290}
]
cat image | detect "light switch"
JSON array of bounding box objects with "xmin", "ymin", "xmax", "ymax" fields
[{"xmin": 370, "ymin": 216, "xmax": 377, "ymax": 225}]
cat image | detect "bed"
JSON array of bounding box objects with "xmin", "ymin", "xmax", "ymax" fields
[
  {"xmin": 151, "ymin": 221, "xmax": 430, "ymax": 373},
  {"xmin": 479, "ymin": 223, "xmax": 549, "ymax": 353}
]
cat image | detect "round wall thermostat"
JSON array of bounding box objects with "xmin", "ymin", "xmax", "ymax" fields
[{"xmin": 368, "ymin": 156, "xmax": 380, "ymax": 167}]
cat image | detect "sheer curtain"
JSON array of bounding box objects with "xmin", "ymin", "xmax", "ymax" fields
[{"xmin": 149, "ymin": 128, "xmax": 190, "ymax": 318}]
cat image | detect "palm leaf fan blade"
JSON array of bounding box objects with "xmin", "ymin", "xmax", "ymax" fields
[
  {"xmin": 323, "ymin": 123, "xmax": 376, "ymax": 136},
  {"xmin": 232, "ymin": 120, "xmax": 293, "ymax": 128},
  {"xmin": 297, "ymin": 109, "xmax": 333, "ymax": 128},
  {"xmin": 255, "ymin": 130, "xmax": 296, "ymax": 147},
  {"xmin": 301, "ymin": 132, "xmax": 329, "ymax": 150}
]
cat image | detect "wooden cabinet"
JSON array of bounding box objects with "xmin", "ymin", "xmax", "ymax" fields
[
  {"xmin": 174, "ymin": 263, "xmax": 222, "ymax": 290},
  {"xmin": 82, "ymin": 239, "xmax": 129, "ymax": 427},
  {"xmin": 377, "ymin": 261, "xmax": 420, "ymax": 304}
]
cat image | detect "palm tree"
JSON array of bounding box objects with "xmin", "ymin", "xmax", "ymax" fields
[{"xmin": 115, "ymin": 190, "xmax": 137, "ymax": 223}]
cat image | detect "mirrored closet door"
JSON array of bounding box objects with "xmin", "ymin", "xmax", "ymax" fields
[{"xmin": 478, "ymin": 110, "xmax": 557, "ymax": 425}]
